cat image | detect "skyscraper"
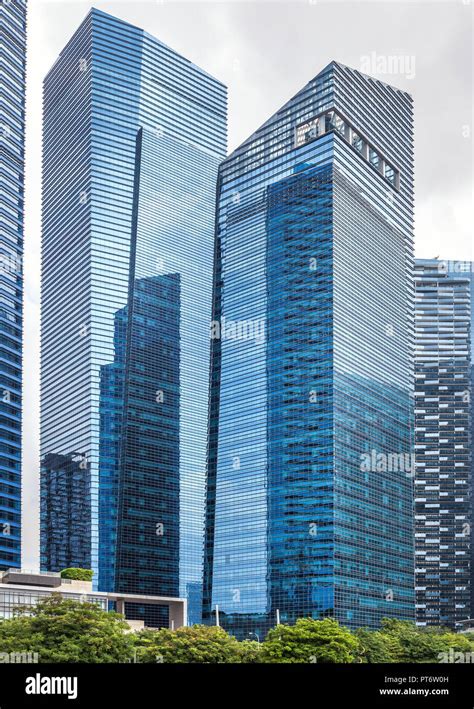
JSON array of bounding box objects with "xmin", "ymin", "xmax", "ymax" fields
[
  {"xmin": 414, "ymin": 259, "xmax": 473, "ymax": 629},
  {"xmin": 0, "ymin": 0, "xmax": 26, "ymax": 569},
  {"xmin": 204, "ymin": 61, "xmax": 415, "ymax": 637},
  {"xmin": 453, "ymin": 262, "xmax": 474, "ymax": 626},
  {"xmin": 40, "ymin": 9, "xmax": 226, "ymax": 625}
]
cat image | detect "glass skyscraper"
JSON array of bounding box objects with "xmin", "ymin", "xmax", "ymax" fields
[
  {"xmin": 0, "ymin": 0, "xmax": 26, "ymax": 569},
  {"xmin": 414, "ymin": 259, "xmax": 473, "ymax": 629},
  {"xmin": 40, "ymin": 9, "xmax": 226, "ymax": 625},
  {"xmin": 204, "ymin": 61, "xmax": 415, "ymax": 637}
]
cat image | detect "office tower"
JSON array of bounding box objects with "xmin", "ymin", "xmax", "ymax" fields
[
  {"xmin": 452, "ymin": 262, "xmax": 474, "ymax": 626},
  {"xmin": 414, "ymin": 259, "xmax": 473, "ymax": 629},
  {"xmin": 0, "ymin": 0, "xmax": 27, "ymax": 569},
  {"xmin": 40, "ymin": 9, "xmax": 226, "ymax": 625},
  {"xmin": 204, "ymin": 61, "xmax": 415, "ymax": 638}
]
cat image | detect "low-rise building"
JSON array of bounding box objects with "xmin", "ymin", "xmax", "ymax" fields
[{"xmin": 0, "ymin": 569, "xmax": 186, "ymax": 630}]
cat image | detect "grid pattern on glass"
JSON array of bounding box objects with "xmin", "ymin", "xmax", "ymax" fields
[
  {"xmin": 0, "ymin": 588, "xmax": 107, "ymax": 620},
  {"xmin": 333, "ymin": 168, "xmax": 415, "ymax": 627},
  {"xmin": 204, "ymin": 61, "xmax": 414, "ymax": 639},
  {"xmin": 266, "ymin": 164, "xmax": 335, "ymax": 626},
  {"xmin": 105, "ymin": 128, "xmax": 221, "ymax": 626},
  {"xmin": 0, "ymin": 0, "xmax": 26, "ymax": 570},
  {"xmin": 40, "ymin": 8, "xmax": 226, "ymax": 624},
  {"xmin": 40, "ymin": 453, "xmax": 91, "ymax": 572}
]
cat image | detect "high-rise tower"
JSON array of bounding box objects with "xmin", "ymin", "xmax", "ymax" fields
[
  {"xmin": 0, "ymin": 0, "xmax": 27, "ymax": 569},
  {"xmin": 414, "ymin": 259, "xmax": 473, "ymax": 629},
  {"xmin": 204, "ymin": 62, "xmax": 415, "ymax": 637},
  {"xmin": 40, "ymin": 9, "xmax": 226, "ymax": 625}
]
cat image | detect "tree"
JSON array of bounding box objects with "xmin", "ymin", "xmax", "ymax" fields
[
  {"xmin": 261, "ymin": 617, "xmax": 360, "ymax": 663},
  {"xmin": 235, "ymin": 639, "xmax": 262, "ymax": 664},
  {"xmin": 60, "ymin": 568, "xmax": 93, "ymax": 581},
  {"xmin": 0, "ymin": 594, "xmax": 134, "ymax": 663},
  {"xmin": 378, "ymin": 619, "xmax": 474, "ymax": 663},
  {"xmin": 355, "ymin": 628, "xmax": 402, "ymax": 663},
  {"xmin": 133, "ymin": 625, "xmax": 258, "ymax": 663}
]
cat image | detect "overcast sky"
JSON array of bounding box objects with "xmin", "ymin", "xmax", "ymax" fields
[{"xmin": 22, "ymin": 0, "xmax": 473, "ymax": 567}]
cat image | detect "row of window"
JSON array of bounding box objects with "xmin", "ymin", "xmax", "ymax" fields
[{"xmin": 295, "ymin": 109, "xmax": 399, "ymax": 189}]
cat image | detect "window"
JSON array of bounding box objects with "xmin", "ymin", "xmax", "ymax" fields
[
  {"xmin": 352, "ymin": 131, "xmax": 365, "ymax": 154},
  {"xmin": 333, "ymin": 114, "xmax": 347, "ymax": 138},
  {"xmin": 294, "ymin": 109, "xmax": 399, "ymax": 191},
  {"xmin": 369, "ymin": 147, "xmax": 380, "ymax": 169},
  {"xmin": 295, "ymin": 117, "xmax": 320, "ymax": 147},
  {"xmin": 384, "ymin": 163, "xmax": 396, "ymax": 185}
]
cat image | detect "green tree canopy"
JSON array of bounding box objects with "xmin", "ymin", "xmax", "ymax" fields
[
  {"xmin": 355, "ymin": 628, "xmax": 402, "ymax": 663},
  {"xmin": 133, "ymin": 624, "xmax": 260, "ymax": 663},
  {"xmin": 376, "ymin": 619, "xmax": 474, "ymax": 663},
  {"xmin": 235, "ymin": 639, "xmax": 262, "ymax": 663},
  {"xmin": 0, "ymin": 594, "xmax": 134, "ymax": 663},
  {"xmin": 1, "ymin": 595, "xmax": 472, "ymax": 665},
  {"xmin": 261, "ymin": 617, "xmax": 360, "ymax": 663},
  {"xmin": 60, "ymin": 568, "xmax": 93, "ymax": 581}
]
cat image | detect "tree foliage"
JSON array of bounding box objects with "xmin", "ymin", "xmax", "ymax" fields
[
  {"xmin": 373, "ymin": 619, "xmax": 474, "ymax": 663},
  {"xmin": 133, "ymin": 624, "xmax": 260, "ymax": 663},
  {"xmin": 60, "ymin": 568, "xmax": 93, "ymax": 581},
  {"xmin": 1, "ymin": 596, "xmax": 473, "ymax": 664},
  {"xmin": 261, "ymin": 617, "xmax": 360, "ymax": 664},
  {"xmin": 0, "ymin": 595, "xmax": 134, "ymax": 663},
  {"xmin": 356, "ymin": 628, "xmax": 403, "ymax": 663}
]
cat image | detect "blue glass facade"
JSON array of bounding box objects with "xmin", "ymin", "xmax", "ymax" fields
[
  {"xmin": 40, "ymin": 9, "xmax": 226, "ymax": 624},
  {"xmin": 414, "ymin": 259, "xmax": 473, "ymax": 629},
  {"xmin": 204, "ymin": 62, "xmax": 415, "ymax": 637},
  {"xmin": 0, "ymin": 0, "xmax": 26, "ymax": 569},
  {"xmin": 40, "ymin": 453, "xmax": 91, "ymax": 572}
]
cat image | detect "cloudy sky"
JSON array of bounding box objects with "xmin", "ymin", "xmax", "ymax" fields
[{"xmin": 23, "ymin": 0, "xmax": 473, "ymax": 567}]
